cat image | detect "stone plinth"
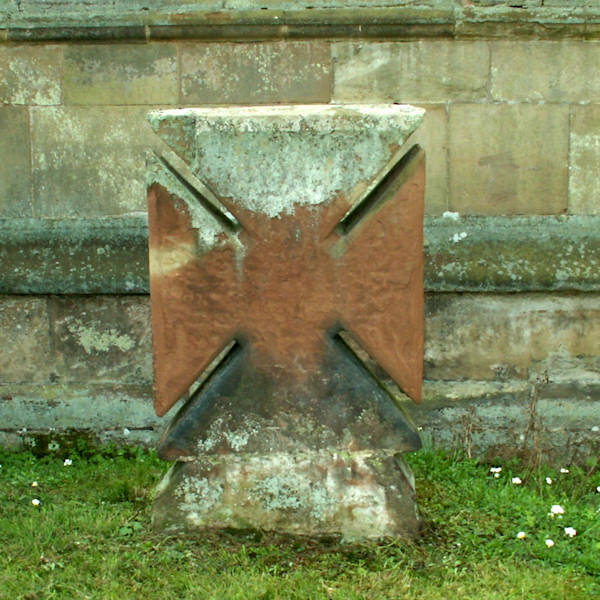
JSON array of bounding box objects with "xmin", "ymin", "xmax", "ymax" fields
[
  {"xmin": 147, "ymin": 104, "xmax": 426, "ymax": 540},
  {"xmin": 154, "ymin": 451, "xmax": 419, "ymax": 540}
]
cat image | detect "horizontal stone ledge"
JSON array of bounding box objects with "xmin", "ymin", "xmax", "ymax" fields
[
  {"xmin": 2, "ymin": 379, "xmax": 598, "ymax": 462},
  {"xmin": 1, "ymin": 6, "xmax": 599, "ymax": 42},
  {"xmin": 0, "ymin": 383, "xmax": 159, "ymax": 431},
  {"xmin": 0, "ymin": 217, "xmax": 149, "ymax": 295},
  {"xmin": 414, "ymin": 379, "xmax": 600, "ymax": 465},
  {"xmin": 424, "ymin": 214, "xmax": 600, "ymax": 292},
  {"xmin": 1, "ymin": 215, "xmax": 599, "ymax": 294}
]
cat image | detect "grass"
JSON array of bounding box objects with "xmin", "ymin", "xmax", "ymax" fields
[{"xmin": 0, "ymin": 444, "xmax": 598, "ymax": 599}]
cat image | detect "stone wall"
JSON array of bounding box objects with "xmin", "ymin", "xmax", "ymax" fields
[{"xmin": 1, "ymin": 1, "xmax": 599, "ymax": 462}]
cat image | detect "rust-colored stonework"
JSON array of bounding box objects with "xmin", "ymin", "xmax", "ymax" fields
[{"xmin": 148, "ymin": 105, "xmax": 426, "ymax": 539}]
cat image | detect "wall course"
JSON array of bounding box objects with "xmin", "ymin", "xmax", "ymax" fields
[
  {"xmin": 448, "ymin": 103, "xmax": 569, "ymax": 215},
  {"xmin": 1, "ymin": 291, "xmax": 599, "ymax": 461},
  {"xmin": 540, "ymin": 1, "xmax": 598, "ymax": 8},
  {"xmin": 413, "ymin": 383, "xmax": 600, "ymax": 465},
  {"xmin": 569, "ymin": 104, "xmax": 600, "ymax": 215},
  {"xmin": 2, "ymin": 215, "xmax": 599, "ymax": 295},
  {"xmin": 3, "ymin": 4, "xmax": 600, "ymax": 42},
  {"xmin": 6, "ymin": 292, "xmax": 598, "ymax": 392},
  {"xmin": 64, "ymin": 43, "xmax": 178, "ymax": 106},
  {"xmin": 2, "ymin": 379, "xmax": 599, "ymax": 465},
  {"xmin": 0, "ymin": 383, "xmax": 160, "ymax": 435},
  {"xmin": 180, "ymin": 42, "xmax": 332, "ymax": 105}
]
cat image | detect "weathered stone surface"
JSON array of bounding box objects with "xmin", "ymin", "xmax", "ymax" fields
[
  {"xmin": 424, "ymin": 215, "xmax": 600, "ymax": 292},
  {"xmin": 50, "ymin": 296, "xmax": 152, "ymax": 383},
  {"xmin": 4, "ymin": 4, "xmax": 599, "ymax": 41},
  {"xmin": 544, "ymin": 0, "xmax": 597, "ymax": 4},
  {"xmin": 180, "ymin": 42, "xmax": 332, "ymax": 104},
  {"xmin": 466, "ymin": 0, "xmax": 541, "ymax": 5},
  {"xmin": 0, "ymin": 297, "xmax": 52, "ymax": 384},
  {"xmin": 0, "ymin": 218, "xmax": 149, "ymax": 294},
  {"xmin": 332, "ymin": 41, "xmax": 489, "ymax": 103},
  {"xmin": 0, "ymin": 106, "xmax": 32, "ymax": 218},
  {"xmin": 31, "ymin": 106, "xmax": 157, "ymax": 217},
  {"xmin": 0, "ymin": 45, "xmax": 62, "ymax": 105},
  {"xmin": 157, "ymin": 337, "xmax": 421, "ymax": 460},
  {"xmin": 2, "ymin": 1, "xmax": 452, "ymax": 27},
  {"xmin": 64, "ymin": 43, "xmax": 178, "ymax": 105},
  {"xmin": 0, "ymin": 383, "xmax": 157, "ymax": 431},
  {"xmin": 456, "ymin": 6, "xmax": 600, "ymax": 40},
  {"xmin": 448, "ymin": 104, "xmax": 569, "ymax": 215},
  {"xmin": 424, "ymin": 293, "xmax": 600, "ymax": 381},
  {"xmin": 569, "ymin": 105, "xmax": 600, "ymax": 215},
  {"xmin": 148, "ymin": 104, "xmax": 425, "ymax": 415},
  {"xmin": 154, "ymin": 450, "xmax": 420, "ymax": 540},
  {"xmin": 491, "ymin": 41, "xmax": 600, "ymax": 103},
  {"xmin": 223, "ymin": 0, "xmax": 448, "ymax": 7}
]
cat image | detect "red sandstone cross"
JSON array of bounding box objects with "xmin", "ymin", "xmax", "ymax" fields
[{"xmin": 147, "ymin": 106, "xmax": 425, "ymax": 458}]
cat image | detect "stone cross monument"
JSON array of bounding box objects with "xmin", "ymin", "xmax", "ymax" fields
[{"xmin": 147, "ymin": 104, "xmax": 425, "ymax": 539}]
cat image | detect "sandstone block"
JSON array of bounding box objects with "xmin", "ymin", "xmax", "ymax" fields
[
  {"xmin": 180, "ymin": 42, "xmax": 331, "ymax": 104},
  {"xmin": 0, "ymin": 106, "xmax": 31, "ymax": 218},
  {"xmin": 64, "ymin": 43, "xmax": 178, "ymax": 105},
  {"xmin": 0, "ymin": 297, "xmax": 52, "ymax": 383},
  {"xmin": 424, "ymin": 293, "xmax": 600, "ymax": 381},
  {"xmin": 50, "ymin": 296, "xmax": 152, "ymax": 384},
  {"xmin": 148, "ymin": 105, "xmax": 426, "ymax": 415},
  {"xmin": 407, "ymin": 104, "xmax": 448, "ymax": 215},
  {"xmin": 31, "ymin": 106, "xmax": 157, "ymax": 217},
  {"xmin": 0, "ymin": 45, "xmax": 62, "ymax": 105},
  {"xmin": 491, "ymin": 41, "xmax": 600, "ymax": 103},
  {"xmin": 448, "ymin": 104, "xmax": 568, "ymax": 215},
  {"xmin": 569, "ymin": 105, "xmax": 600, "ymax": 215},
  {"xmin": 332, "ymin": 41, "xmax": 489, "ymax": 104}
]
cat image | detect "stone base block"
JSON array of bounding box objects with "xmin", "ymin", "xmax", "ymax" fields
[{"xmin": 153, "ymin": 450, "xmax": 420, "ymax": 541}]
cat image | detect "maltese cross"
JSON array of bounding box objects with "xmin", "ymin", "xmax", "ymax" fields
[{"xmin": 147, "ymin": 105, "xmax": 425, "ymax": 459}]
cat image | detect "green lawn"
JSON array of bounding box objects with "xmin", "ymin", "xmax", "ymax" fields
[{"xmin": 0, "ymin": 445, "xmax": 598, "ymax": 599}]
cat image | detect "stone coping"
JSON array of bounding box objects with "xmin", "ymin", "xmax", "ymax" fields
[
  {"xmin": 1, "ymin": 4, "xmax": 599, "ymax": 42},
  {"xmin": 1, "ymin": 215, "xmax": 598, "ymax": 294}
]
